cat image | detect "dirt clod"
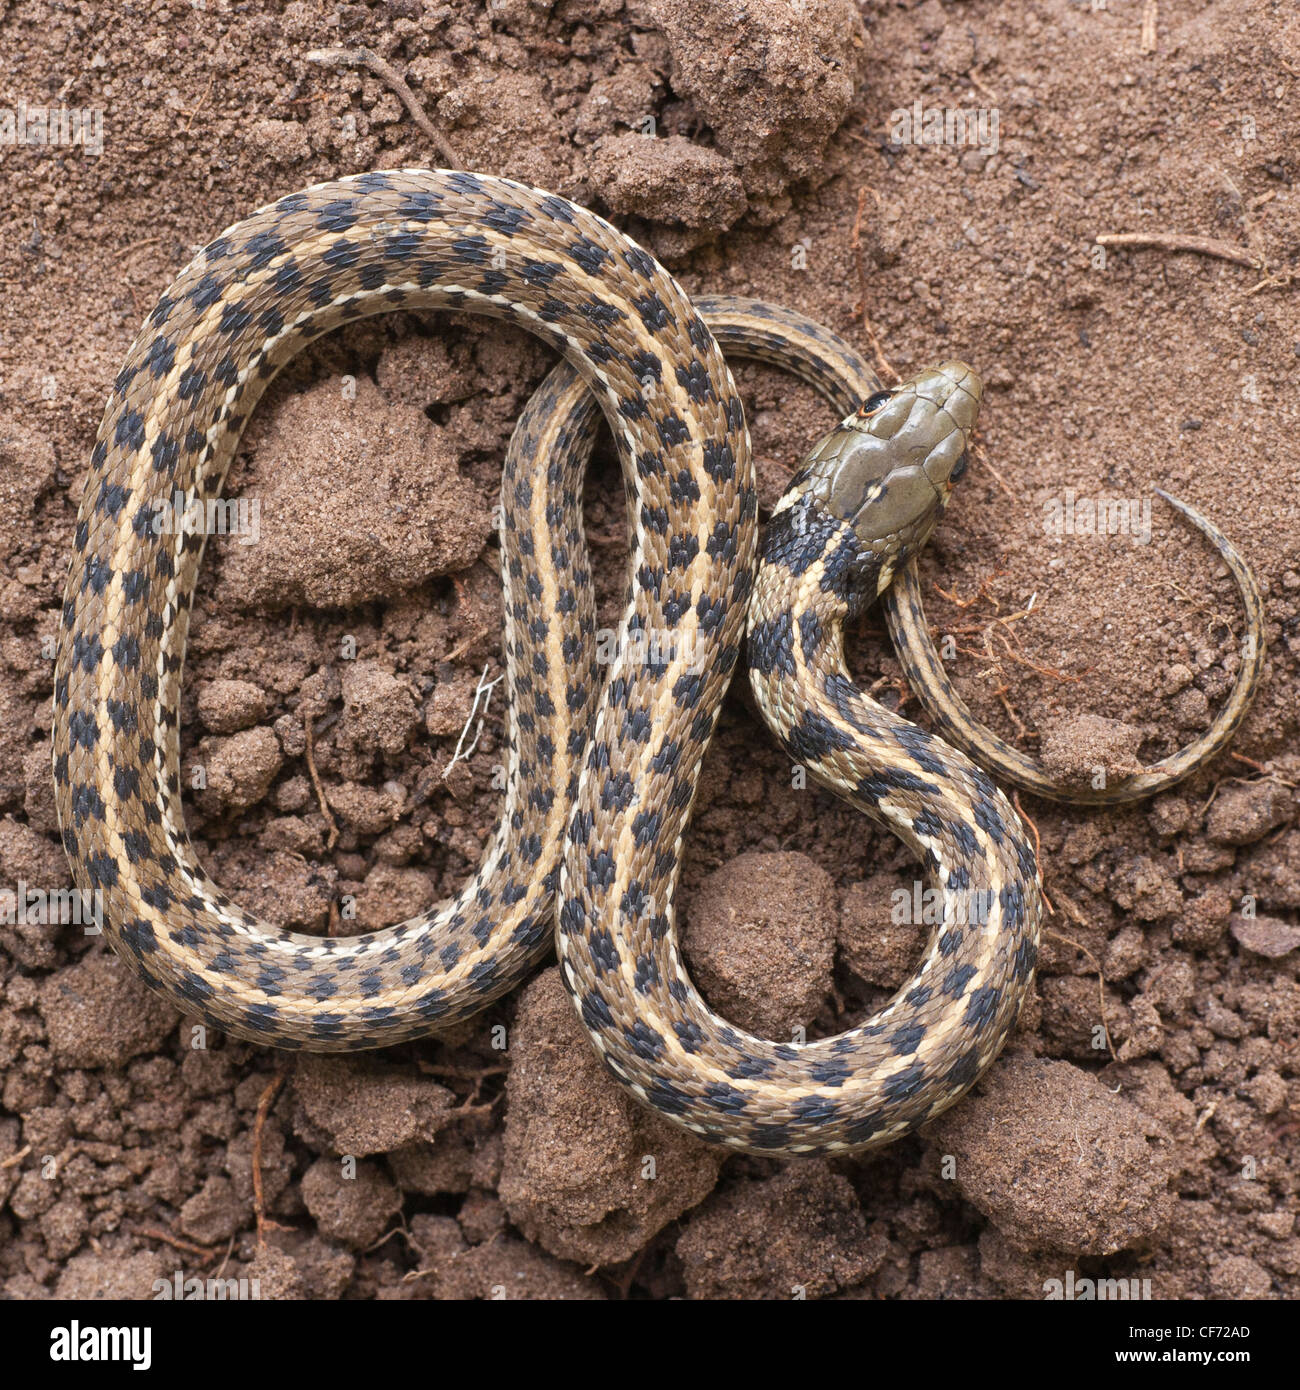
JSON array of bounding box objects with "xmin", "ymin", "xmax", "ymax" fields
[
  {"xmin": 498, "ymin": 969, "xmax": 724, "ymax": 1266},
  {"xmin": 299, "ymin": 1157, "xmax": 402, "ymax": 1250},
  {"xmin": 682, "ymin": 850, "xmax": 836, "ymax": 1038},
  {"xmin": 1206, "ymin": 781, "xmax": 1295, "ymax": 847},
  {"xmin": 293, "ymin": 1056, "xmax": 455, "ymax": 1157},
  {"xmin": 927, "ymin": 1053, "xmax": 1176, "ymax": 1256},
  {"xmin": 676, "ymin": 1163, "xmax": 886, "ymax": 1300},
  {"xmin": 1231, "ymin": 914, "xmax": 1300, "ymax": 960},
  {"xmin": 196, "ymin": 679, "xmax": 271, "ymax": 734},
  {"xmin": 216, "ymin": 376, "xmax": 490, "ymax": 610},
  {"xmin": 38, "ymin": 954, "xmax": 179, "ymax": 1069},
  {"xmin": 1039, "ymin": 714, "xmax": 1145, "ymax": 790}
]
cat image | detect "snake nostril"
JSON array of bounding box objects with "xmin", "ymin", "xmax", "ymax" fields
[{"xmin": 950, "ymin": 450, "xmax": 968, "ymax": 482}]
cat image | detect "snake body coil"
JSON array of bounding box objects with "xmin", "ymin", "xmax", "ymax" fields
[
  {"xmin": 55, "ymin": 168, "xmax": 753, "ymax": 1052},
  {"xmin": 54, "ymin": 170, "xmax": 1263, "ymax": 1155}
]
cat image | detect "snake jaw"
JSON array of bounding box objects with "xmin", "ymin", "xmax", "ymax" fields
[{"xmin": 781, "ymin": 358, "xmax": 984, "ymax": 594}]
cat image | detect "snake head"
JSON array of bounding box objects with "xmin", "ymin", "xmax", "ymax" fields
[{"xmin": 781, "ymin": 360, "xmax": 983, "ymax": 598}]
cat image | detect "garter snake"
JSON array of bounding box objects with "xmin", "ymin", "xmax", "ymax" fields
[{"xmin": 53, "ymin": 170, "xmax": 1264, "ymax": 1155}]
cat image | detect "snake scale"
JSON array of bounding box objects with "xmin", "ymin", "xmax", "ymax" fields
[{"xmin": 53, "ymin": 170, "xmax": 1264, "ymax": 1155}]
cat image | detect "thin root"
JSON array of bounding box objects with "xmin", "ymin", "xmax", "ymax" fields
[
  {"xmin": 138, "ymin": 1226, "xmax": 221, "ymax": 1265},
  {"xmin": 1012, "ymin": 791, "xmax": 1053, "ymax": 916},
  {"xmin": 971, "ymin": 441, "xmax": 1018, "ymax": 504},
  {"xmin": 1043, "ymin": 927, "xmax": 1118, "ymax": 1062},
  {"xmin": 443, "ymin": 663, "xmax": 504, "ymax": 781},
  {"xmin": 303, "ymin": 711, "xmax": 339, "ymax": 850},
  {"xmin": 849, "ymin": 186, "xmax": 899, "ymax": 384},
  {"xmin": 252, "ymin": 1072, "xmax": 288, "ymax": 1250}
]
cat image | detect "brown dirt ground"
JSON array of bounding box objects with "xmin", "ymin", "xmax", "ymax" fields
[{"xmin": 1, "ymin": 0, "xmax": 1298, "ymax": 1301}]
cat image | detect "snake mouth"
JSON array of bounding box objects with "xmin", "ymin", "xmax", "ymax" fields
[
  {"xmin": 789, "ymin": 359, "xmax": 985, "ymax": 554},
  {"xmin": 850, "ymin": 361, "xmax": 983, "ymax": 498},
  {"xmin": 912, "ymin": 361, "xmax": 983, "ymax": 493}
]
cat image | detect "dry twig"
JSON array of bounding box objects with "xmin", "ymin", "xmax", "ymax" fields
[
  {"xmin": 138, "ymin": 1226, "xmax": 221, "ymax": 1265},
  {"xmin": 1044, "ymin": 927, "xmax": 1118, "ymax": 1062},
  {"xmin": 970, "ymin": 440, "xmax": 1018, "ymax": 504},
  {"xmin": 1095, "ymin": 231, "xmax": 1261, "ymax": 270},
  {"xmin": 307, "ymin": 47, "xmax": 460, "ymax": 166}
]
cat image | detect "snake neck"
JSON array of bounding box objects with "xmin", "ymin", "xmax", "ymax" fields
[
  {"xmin": 758, "ymin": 491, "xmax": 884, "ymax": 622},
  {"xmin": 748, "ymin": 496, "xmax": 1043, "ymax": 943},
  {"xmin": 749, "ymin": 504, "xmax": 915, "ymax": 830}
]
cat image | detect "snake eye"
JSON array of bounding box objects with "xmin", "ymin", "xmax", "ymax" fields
[
  {"xmin": 857, "ymin": 389, "xmax": 892, "ymax": 417},
  {"xmin": 950, "ymin": 450, "xmax": 969, "ymax": 482}
]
